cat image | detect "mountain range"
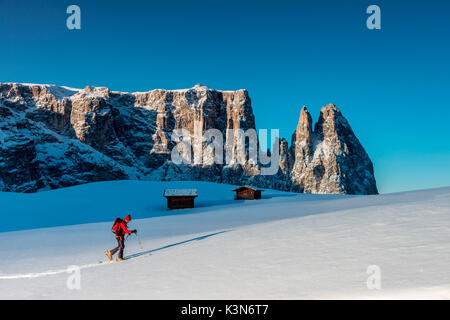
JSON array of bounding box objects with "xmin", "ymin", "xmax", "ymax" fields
[{"xmin": 0, "ymin": 83, "xmax": 377, "ymax": 194}]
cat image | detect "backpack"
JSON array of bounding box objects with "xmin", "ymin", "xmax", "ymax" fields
[{"xmin": 112, "ymin": 218, "xmax": 123, "ymax": 236}]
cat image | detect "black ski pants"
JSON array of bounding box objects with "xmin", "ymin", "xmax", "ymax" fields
[{"xmin": 110, "ymin": 237, "xmax": 125, "ymax": 259}]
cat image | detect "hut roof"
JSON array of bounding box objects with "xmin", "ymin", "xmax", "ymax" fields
[
  {"xmin": 163, "ymin": 189, "xmax": 198, "ymax": 197},
  {"xmin": 232, "ymin": 186, "xmax": 262, "ymax": 192}
]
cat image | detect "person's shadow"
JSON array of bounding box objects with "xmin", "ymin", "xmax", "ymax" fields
[{"xmin": 125, "ymin": 230, "xmax": 229, "ymax": 260}]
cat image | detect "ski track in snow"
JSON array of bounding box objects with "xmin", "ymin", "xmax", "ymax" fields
[
  {"xmin": 0, "ymin": 262, "xmax": 104, "ymax": 280},
  {"xmin": 0, "ymin": 255, "xmax": 128, "ymax": 280}
]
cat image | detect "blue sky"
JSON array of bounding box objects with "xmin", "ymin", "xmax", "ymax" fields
[{"xmin": 0, "ymin": 0, "xmax": 449, "ymax": 193}]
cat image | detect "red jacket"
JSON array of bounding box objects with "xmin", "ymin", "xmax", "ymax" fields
[{"xmin": 115, "ymin": 220, "xmax": 132, "ymax": 238}]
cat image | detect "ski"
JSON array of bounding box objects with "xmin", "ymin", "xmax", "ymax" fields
[{"xmin": 98, "ymin": 258, "xmax": 132, "ymax": 264}]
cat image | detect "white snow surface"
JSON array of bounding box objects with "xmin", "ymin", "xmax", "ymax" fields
[
  {"xmin": 0, "ymin": 181, "xmax": 449, "ymax": 299},
  {"xmin": 3, "ymin": 83, "xmax": 81, "ymax": 100},
  {"xmin": 163, "ymin": 189, "xmax": 198, "ymax": 197},
  {"xmin": 4, "ymin": 82, "xmax": 242, "ymax": 97}
]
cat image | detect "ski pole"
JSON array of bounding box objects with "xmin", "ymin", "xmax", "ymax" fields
[{"xmin": 135, "ymin": 233, "xmax": 144, "ymax": 251}]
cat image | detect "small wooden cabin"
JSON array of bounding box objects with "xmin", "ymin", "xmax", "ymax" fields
[
  {"xmin": 232, "ymin": 186, "xmax": 262, "ymax": 200},
  {"xmin": 163, "ymin": 189, "xmax": 198, "ymax": 210}
]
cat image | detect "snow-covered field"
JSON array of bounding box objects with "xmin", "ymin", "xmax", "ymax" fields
[{"xmin": 0, "ymin": 181, "xmax": 449, "ymax": 299}]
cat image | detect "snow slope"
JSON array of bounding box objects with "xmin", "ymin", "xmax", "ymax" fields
[{"xmin": 0, "ymin": 181, "xmax": 449, "ymax": 299}]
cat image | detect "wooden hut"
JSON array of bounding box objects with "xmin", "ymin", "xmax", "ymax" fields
[
  {"xmin": 163, "ymin": 189, "xmax": 198, "ymax": 209},
  {"xmin": 232, "ymin": 186, "xmax": 262, "ymax": 200}
]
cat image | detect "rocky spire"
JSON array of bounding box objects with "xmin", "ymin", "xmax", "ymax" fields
[
  {"xmin": 278, "ymin": 137, "xmax": 293, "ymax": 175},
  {"xmin": 301, "ymin": 103, "xmax": 378, "ymax": 194},
  {"xmin": 314, "ymin": 103, "xmax": 349, "ymax": 154},
  {"xmin": 290, "ymin": 106, "xmax": 313, "ymax": 191}
]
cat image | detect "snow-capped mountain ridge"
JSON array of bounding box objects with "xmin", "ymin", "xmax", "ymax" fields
[{"xmin": 0, "ymin": 82, "xmax": 377, "ymax": 194}]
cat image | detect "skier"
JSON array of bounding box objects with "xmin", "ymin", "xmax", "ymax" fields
[{"xmin": 106, "ymin": 215, "xmax": 137, "ymax": 262}]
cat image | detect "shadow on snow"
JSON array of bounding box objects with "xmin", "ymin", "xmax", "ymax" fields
[{"xmin": 125, "ymin": 230, "xmax": 229, "ymax": 260}]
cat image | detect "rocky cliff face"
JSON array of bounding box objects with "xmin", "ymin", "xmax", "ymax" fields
[
  {"xmin": 0, "ymin": 83, "xmax": 377, "ymax": 194},
  {"xmin": 289, "ymin": 104, "xmax": 378, "ymax": 194}
]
